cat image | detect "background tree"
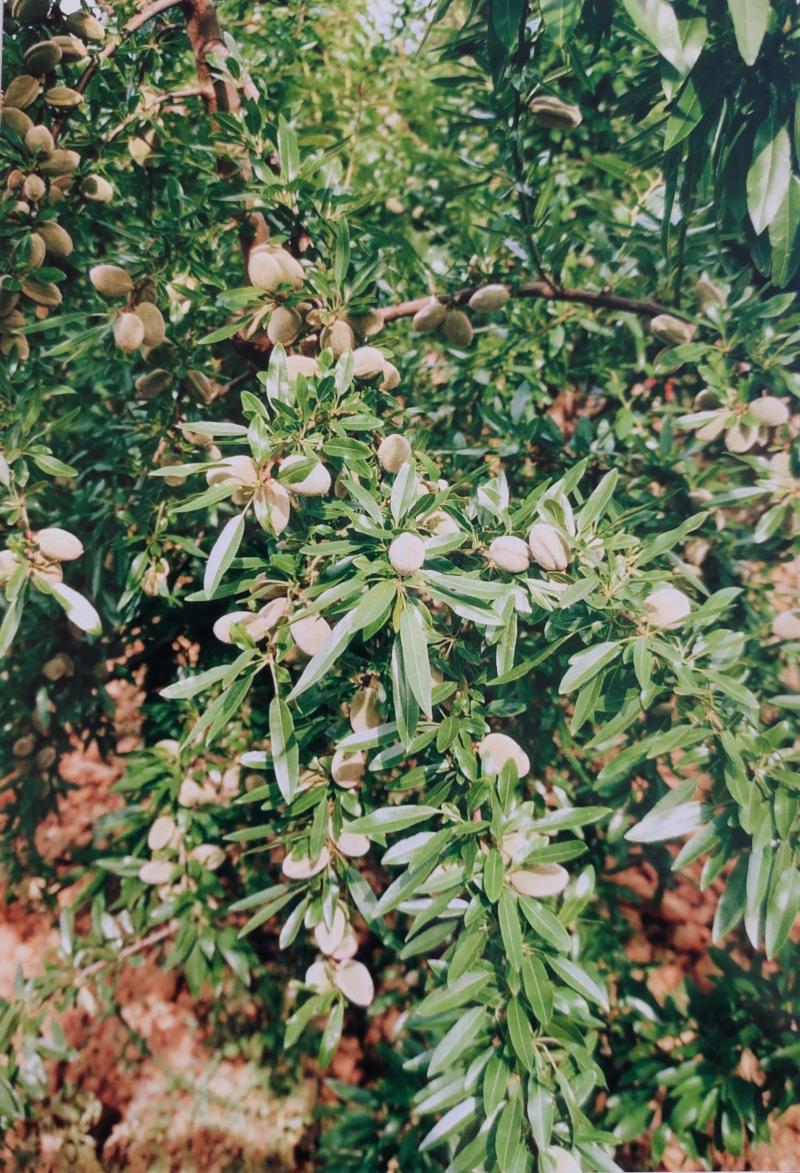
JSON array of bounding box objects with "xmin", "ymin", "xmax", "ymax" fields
[{"xmin": 1, "ymin": 0, "xmax": 799, "ymax": 1169}]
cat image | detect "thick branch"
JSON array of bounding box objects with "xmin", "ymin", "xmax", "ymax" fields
[
  {"xmin": 181, "ymin": 0, "xmax": 267, "ymax": 250},
  {"xmin": 381, "ymin": 281, "xmax": 687, "ymax": 324},
  {"xmin": 181, "ymin": 0, "xmax": 258, "ymax": 114}
]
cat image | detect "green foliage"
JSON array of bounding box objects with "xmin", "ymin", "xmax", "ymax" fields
[{"xmin": 0, "ymin": 0, "xmax": 798, "ymax": 1168}]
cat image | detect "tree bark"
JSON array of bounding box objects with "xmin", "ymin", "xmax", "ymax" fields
[{"xmin": 381, "ymin": 281, "xmax": 688, "ymax": 324}]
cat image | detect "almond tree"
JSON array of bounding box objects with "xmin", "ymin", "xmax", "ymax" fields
[{"xmin": 1, "ymin": 1, "xmax": 799, "ymax": 1168}]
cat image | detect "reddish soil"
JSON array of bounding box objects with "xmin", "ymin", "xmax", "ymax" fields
[{"xmin": 0, "ymin": 676, "xmax": 797, "ymax": 1170}]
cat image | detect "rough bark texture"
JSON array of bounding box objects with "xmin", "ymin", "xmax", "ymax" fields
[{"xmin": 382, "ymin": 281, "xmax": 687, "ymax": 325}]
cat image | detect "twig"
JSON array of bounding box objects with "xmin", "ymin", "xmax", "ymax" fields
[
  {"xmin": 52, "ymin": 0, "xmax": 186, "ymax": 139},
  {"xmin": 102, "ymin": 86, "xmax": 206, "ymax": 145},
  {"xmin": 79, "ymin": 924, "xmax": 175, "ymax": 979},
  {"xmin": 380, "ymin": 280, "xmax": 688, "ymax": 324}
]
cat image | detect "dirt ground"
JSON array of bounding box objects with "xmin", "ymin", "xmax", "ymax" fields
[{"xmin": 1, "ymin": 671, "xmax": 798, "ymax": 1171}]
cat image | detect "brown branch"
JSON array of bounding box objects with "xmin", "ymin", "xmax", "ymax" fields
[
  {"xmin": 126, "ymin": 0, "xmax": 186, "ymax": 36},
  {"xmin": 51, "ymin": 0, "xmax": 186, "ymax": 139},
  {"xmin": 78, "ymin": 924, "xmax": 175, "ymax": 979},
  {"xmin": 381, "ymin": 281, "xmax": 688, "ymax": 324},
  {"xmin": 103, "ymin": 86, "xmax": 206, "ymax": 145},
  {"xmin": 181, "ymin": 0, "xmax": 258, "ymax": 114},
  {"xmin": 181, "ymin": 0, "xmax": 267, "ymax": 251}
]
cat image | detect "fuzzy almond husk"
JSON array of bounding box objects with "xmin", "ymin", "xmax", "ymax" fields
[
  {"xmin": 81, "ymin": 174, "xmax": 114, "ymax": 203},
  {"xmin": 0, "ymin": 279, "xmax": 20, "ymax": 316},
  {"xmin": 377, "ymin": 434, "xmax": 412, "ymax": 473},
  {"xmin": 13, "ymin": 0, "xmax": 51, "ymax": 22},
  {"xmin": 346, "ymin": 308, "xmax": 384, "ymax": 338},
  {"xmin": 24, "ymin": 124, "xmax": 55, "ymax": 154},
  {"xmin": 114, "ymin": 312, "xmax": 145, "ymax": 352},
  {"xmin": 134, "ymin": 369, "xmax": 172, "ymax": 399},
  {"xmin": 478, "ymin": 732, "xmax": 530, "ymax": 777},
  {"xmin": 468, "ymin": 283, "xmax": 510, "ymax": 312},
  {"xmin": 66, "ymin": 11, "xmax": 105, "ymax": 40},
  {"xmin": 528, "ymin": 522, "xmax": 570, "ymax": 571},
  {"xmin": 649, "ymin": 313, "xmax": 695, "ymax": 345},
  {"xmin": 35, "ymin": 527, "xmax": 83, "ymax": 561},
  {"xmin": 44, "ymin": 86, "xmax": 84, "ymax": 109},
  {"xmin": 2, "ymin": 108, "xmax": 34, "ymax": 136},
  {"xmin": 270, "ymin": 248, "xmax": 304, "ymax": 289},
  {"xmin": 247, "ymin": 250, "xmax": 282, "ymax": 291},
  {"xmin": 290, "ymin": 613, "xmax": 331, "ymax": 657},
  {"xmin": 529, "ymin": 95, "xmax": 582, "ymax": 129},
  {"xmin": 90, "ymin": 264, "xmax": 133, "ymax": 298},
  {"xmin": 380, "ymin": 360, "xmax": 400, "ymax": 391},
  {"xmin": 489, "ymin": 535, "xmax": 529, "ymax": 573},
  {"xmin": 2, "ymin": 333, "xmax": 29, "ymax": 361},
  {"xmin": 23, "ymin": 40, "xmax": 63, "ymax": 74},
  {"xmin": 21, "ymin": 276, "xmax": 61, "ymax": 307},
  {"xmin": 48, "ymin": 175, "xmax": 73, "ymax": 200},
  {"xmin": 37, "ymin": 221, "xmax": 73, "ymax": 258},
  {"xmin": 53, "ymin": 35, "xmax": 89, "ymax": 62},
  {"xmin": 133, "ymin": 301, "xmax": 166, "ymax": 347},
  {"xmin": 388, "ymin": 532, "xmax": 425, "ymax": 575},
  {"xmin": 352, "ymin": 345, "xmax": 385, "ymax": 378},
  {"xmin": 285, "ymin": 354, "xmax": 319, "ymax": 380},
  {"xmin": 749, "ymin": 397, "xmax": 789, "ymax": 427},
  {"xmin": 22, "ymin": 173, "xmax": 46, "ymax": 202},
  {"xmin": 5, "ymin": 76, "xmax": 41, "ymax": 109},
  {"xmin": 183, "ymin": 370, "xmax": 213, "ymax": 400},
  {"xmin": 15, "ymin": 232, "xmax": 47, "ymax": 270},
  {"xmin": 267, "ymin": 306, "xmax": 302, "ymax": 345},
  {"xmin": 411, "ymin": 297, "xmax": 447, "ymax": 333},
  {"xmin": 443, "ymin": 309, "xmax": 473, "ymax": 346},
  {"xmin": 320, "ymin": 319, "xmax": 355, "ymax": 356},
  {"xmin": 0, "ymin": 309, "xmax": 25, "ymax": 332},
  {"xmin": 39, "ymin": 149, "xmax": 81, "ymax": 177},
  {"xmin": 643, "ymin": 586, "xmax": 692, "ymax": 629}
]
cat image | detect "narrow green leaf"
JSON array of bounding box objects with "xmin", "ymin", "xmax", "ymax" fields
[
  {"xmin": 747, "ymin": 117, "xmax": 791, "ymax": 236},
  {"xmin": 769, "ymin": 175, "xmax": 800, "ymax": 286},
  {"xmin": 765, "ymin": 864, "xmax": 800, "ymax": 959},
  {"xmin": 518, "ymin": 897, "xmax": 571, "ymax": 953},
  {"xmin": 204, "ymin": 513, "xmax": 244, "ymax": 597},
  {"xmin": 506, "ymin": 996, "xmax": 534, "ymax": 1071},
  {"xmin": 498, "ymin": 890, "xmax": 523, "ymax": 972},
  {"xmin": 160, "ymin": 663, "xmax": 230, "ymax": 700},
  {"xmin": 727, "ymin": 0, "xmax": 770, "ymax": 65},
  {"xmin": 526, "ymin": 1080, "xmax": 553, "ymax": 1150},
  {"xmin": 400, "ymin": 604, "xmax": 433, "ymax": 717},
  {"xmin": 521, "ymin": 956, "xmax": 552, "ymax": 1025},
  {"xmin": 483, "ymin": 849, "xmax": 505, "ymax": 903},
  {"xmin": 416, "ymin": 970, "xmax": 492, "ymax": 1019},
  {"xmin": 269, "ymin": 697, "xmax": 298, "ymax": 803},
  {"xmin": 622, "ymin": 0, "xmax": 691, "ymax": 72},
  {"xmin": 419, "ymin": 1097, "xmax": 478, "ymax": 1152},
  {"xmin": 287, "ymin": 609, "xmax": 357, "ymax": 701},
  {"xmin": 559, "ymin": 641, "xmax": 621, "ymax": 694},
  {"xmin": 347, "ymin": 804, "xmax": 439, "ymax": 836},
  {"xmin": 429, "ymin": 1006, "xmax": 488, "ymax": 1077},
  {"xmin": 319, "ymin": 998, "xmax": 344, "ymax": 1068},
  {"xmin": 483, "ymin": 1053, "xmax": 509, "ymax": 1115},
  {"xmin": 546, "ymin": 955, "xmax": 608, "ymax": 1011},
  {"xmin": 494, "ymin": 1087, "xmax": 524, "ymax": 1172}
]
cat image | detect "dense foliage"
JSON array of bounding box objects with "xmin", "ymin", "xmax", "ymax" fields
[{"xmin": 1, "ymin": 0, "xmax": 799, "ymax": 1169}]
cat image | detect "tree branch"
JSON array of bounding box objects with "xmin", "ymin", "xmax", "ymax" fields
[
  {"xmin": 181, "ymin": 0, "xmax": 267, "ymax": 251},
  {"xmin": 78, "ymin": 924, "xmax": 175, "ymax": 979},
  {"xmin": 380, "ymin": 281, "xmax": 688, "ymax": 324},
  {"xmin": 181, "ymin": 0, "xmax": 258, "ymax": 114},
  {"xmin": 51, "ymin": 0, "xmax": 186, "ymax": 139}
]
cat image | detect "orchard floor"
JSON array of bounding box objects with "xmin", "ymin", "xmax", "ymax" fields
[{"xmin": 1, "ymin": 672, "xmax": 798, "ymax": 1171}]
